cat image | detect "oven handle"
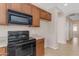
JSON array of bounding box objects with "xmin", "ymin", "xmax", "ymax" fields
[{"xmin": 16, "ymin": 41, "xmax": 35, "ymax": 46}]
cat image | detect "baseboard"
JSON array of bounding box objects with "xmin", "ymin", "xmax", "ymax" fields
[
  {"xmin": 57, "ymin": 41, "xmax": 66, "ymax": 44},
  {"xmin": 47, "ymin": 45, "xmax": 58, "ymax": 50}
]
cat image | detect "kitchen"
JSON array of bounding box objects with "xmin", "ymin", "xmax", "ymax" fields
[{"xmin": 0, "ymin": 3, "xmax": 51, "ymax": 56}]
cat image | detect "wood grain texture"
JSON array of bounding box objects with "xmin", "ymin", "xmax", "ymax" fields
[
  {"xmin": 0, "ymin": 3, "xmax": 51, "ymax": 26},
  {"xmin": 8, "ymin": 3, "xmax": 22, "ymax": 12},
  {"xmin": 36, "ymin": 39, "xmax": 44, "ymax": 56},
  {"xmin": 40, "ymin": 9, "xmax": 51, "ymax": 21},
  {"xmin": 32, "ymin": 5, "xmax": 40, "ymax": 27},
  {"xmin": 22, "ymin": 4, "xmax": 32, "ymax": 15},
  {"xmin": 0, "ymin": 4, "xmax": 7, "ymax": 25},
  {"xmin": 0, "ymin": 47, "xmax": 7, "ymax": 56}
]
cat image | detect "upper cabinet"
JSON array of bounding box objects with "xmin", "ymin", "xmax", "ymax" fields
[
  {"xmin": 0, "ymin": 4, "xmax": 8, "ymax": 25},
  {"xmin": 22, "ymin": 4, "xmax": 32, "ymax": 15},
  {"xmin": 8, "ymin": 3, "xmax": 32, "ymax": 15},
  {"xmin": 40, "ymin": 9, "xmax": 51, "ymax": 21},
  {"xmin": 8, "ymin": 3, "xmax": 22, "ymax": 12},
  {"xmin": 32, "ymin": 5, "xmax": 40, "ymax": 27},
  {"xmin": 0, "ymin": 3, "xmax": 51, "ymax": 26}
]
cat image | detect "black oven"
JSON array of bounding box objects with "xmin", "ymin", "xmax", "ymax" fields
[
  {"xmin": 8, "ymin": 9, "xmax": 32, "ymax": 25},
  {"xmin": 8, "ymin": 39, "xmax": 36, "ymax": 56},
  {"xmin": 8, "ymin": 31, "xmax": 36, "ymax": 56}
]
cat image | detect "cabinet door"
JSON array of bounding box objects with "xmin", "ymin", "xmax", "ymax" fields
[
  {"xmin": 0, "ymin": 4, "xmax": 7, "ymax": 25},
  {"xmin": 46, "ymin": 12, "xmax": 51, "ymax": 21},
  {"xmin": 36, "ymin": 39, "xmax": 44, "ymax": 56},
  {"xmin": 0, "ymin": 47, "xmax": 7, "ymax": 56},
  {"xmin": 32, "ymin": 6, "xmax": 40, "ymax": 27},
  {"xmin": 22, "ymin": 4, "xmax": 32, "ymax": 15},
  {"xmin": 40, "ymin": 9, "xmax": 51, "ymax": 21},
  {"xmin": 40, "ymin": 10, "xmax": 46, "ymax": 19},
  {"xmin": 8, "ymin": 3, "xmax": 22, "ymax": 12}
]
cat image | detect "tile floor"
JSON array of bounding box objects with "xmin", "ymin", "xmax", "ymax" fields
[{"xmin": 45, "ymin": 39, "xmax": 79, "ymax": 56}]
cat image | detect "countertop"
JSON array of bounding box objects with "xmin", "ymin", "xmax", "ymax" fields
[
  {"xmin": 0, "ymin": 35, "xmax": 44, "ymax": 48},
  {"xmin": 0, "ymin": 37, "xmax": 8, "ymax": 48},
  {"xmin": 30, "ymin": 34, "xmax": 44, "ymax": 40}
]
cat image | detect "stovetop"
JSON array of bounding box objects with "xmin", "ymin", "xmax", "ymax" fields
[
  {"xmin": 8, "ymin": 37, "xmax": 36, "ymax": 46},
  {"xmin": 8, "ymin": 37, "xmax": 35, "ymax": 41}
]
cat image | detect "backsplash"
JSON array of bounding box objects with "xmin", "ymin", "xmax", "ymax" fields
[
  {"xmin": 0, "ymin": 26, "xmax": 8, "ymax": 37},
  {"xmin": 8, "ymin": 20, "xmax": 50, "ymax": 37},
  {"xmin": 0, "ymin": 20, "xmax": 50, "ymax": 47},
  {"xmin": 0, "ymin": 20, "xmax": 50, "ymax": 37}
]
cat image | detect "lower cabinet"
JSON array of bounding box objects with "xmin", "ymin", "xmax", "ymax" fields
[
  {"xmin": 36, "ymin": 38, "xmax": 44, "ymax": 56},
  {"xmin": 0, "ymin": 39, "xmax": 44, "ymax": 56},
  {"xmin": 0, "ymin": 47, "xmax": 7, "ymax": 56}
]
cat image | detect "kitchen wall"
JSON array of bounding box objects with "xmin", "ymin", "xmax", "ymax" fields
[
  {"xmin": 56, "ymin": 9, "xmax": 67, "ymax": 44},
  {"xmin": 66, "ymin": 18, "xmax": 70, "ymax": 41},
  {"xmin": 47, "ymin": 13, "xmax": 58, "ymax": 49},
  {"xmin": 47, "ymin": 8, "xmax": 67, "ymax": 49},
  {"xmin": 0, "ymin": 25, "xmax": 8, "ymax": 38},
  {"xmin": 0, "ymin": 20, "xmax": 50, "ymax": 48},
  {"xmin": 0, "ymin": 7, "xmax": 68, "ymax": 49},
  {"xmin": 57, "ymin": 14, "xmax": 67, "ymax": 44},
  {"xmin": 8, "ymin": 20, "xmax": 50, "ymax": 48}
]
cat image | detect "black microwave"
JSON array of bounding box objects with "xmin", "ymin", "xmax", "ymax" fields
[{"xmin": 8, "ymin": 9, "xmax": 32, "ymax": 25}]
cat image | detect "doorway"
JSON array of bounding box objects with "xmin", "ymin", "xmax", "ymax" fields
[{"xmin": 68, "ymin": 20, "xmax": 79, "ymax": 45}]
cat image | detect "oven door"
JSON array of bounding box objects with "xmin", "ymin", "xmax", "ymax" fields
[
  {"xmin": 16, "ymin": 43, "xmax": 36, "ymax": 56},
  {"xmin": 8, "ymin": 42, "xmax": 36, "ymax": 56},
  {"xmin": 15, "ymin": 42, "xmax": 36, "ymax": 56}
]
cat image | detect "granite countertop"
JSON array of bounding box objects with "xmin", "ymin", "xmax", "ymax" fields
[
  {"xmin": 0, "ymin": 35, "xmax": 44, "ymax": 47},
  {"xmin": 0, "ymin": 37, "xmax": 8, "ymax": 47},
  {"xmin": 30, "ymin": 34, "xmax": 44, "ymax": 40}
]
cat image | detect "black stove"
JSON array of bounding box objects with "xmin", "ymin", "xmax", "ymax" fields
[{"xmin": 8, "ymin": 31, "xmax": 36, "ymax": 56}]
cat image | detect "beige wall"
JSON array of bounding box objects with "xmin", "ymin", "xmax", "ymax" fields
[
  {"xmin": 0, "ymin": 20, "xmax": 50, "ymax": 47},
  {"xmin": 8, "ymin": 20, "xmax": 50, "ymax": 48},
  {"xmin": 0, "ymin": 26, "xmax": 8, "ymax": 38},
  {"xmin": 0, "ymin": 8, "xmax": 68, "ymax": 49}
]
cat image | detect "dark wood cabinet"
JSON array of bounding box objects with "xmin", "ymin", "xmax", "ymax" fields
[
  {"xmin": 36, "ymin": 39, "xmax": 44, "ymax": 56},
  {"xmin": 32, "ymin": 5, "xmax": 40, "ymax": 27}
]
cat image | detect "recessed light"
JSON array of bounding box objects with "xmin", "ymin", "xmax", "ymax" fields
[{"xmin": 64, "ymin": 3, "xmax": 68, "ymax": 6}]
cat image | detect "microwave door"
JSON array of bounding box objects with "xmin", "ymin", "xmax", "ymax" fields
[{"xmin": 8, "ymin": 9, "xmax": 32, "ymax": 25}]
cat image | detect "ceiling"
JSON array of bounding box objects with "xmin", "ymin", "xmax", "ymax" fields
[{"xmin": 32, "ymin": 3, "xmax": 79, "ymax": 20}]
